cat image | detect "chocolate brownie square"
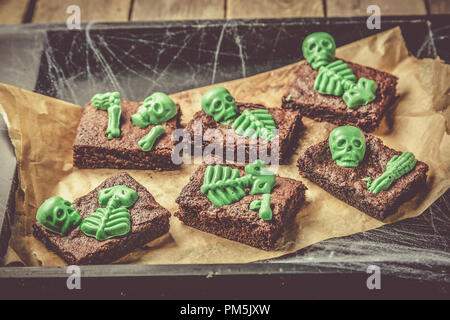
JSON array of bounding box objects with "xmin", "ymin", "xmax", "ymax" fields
[
  {"xmin": 175, "ymin": 163, "xmax": 307, "ymax": 250},
  {"xmin": 282, "ymin": 60, "xmax": 398, "ymax": 132},
  {"xmin": 184, "ymin": 103, "xmax": 303, "ymax": 164},
  {"xmin": 297, "ymin": 135, "xmax": 428, "ymax": 220},
  {"xmin": 73, "ymin": 100, "xmax": 181, "ymax": 171},
  {"xmin": 33, "ymin": 172, "xmax": 170, "ymax": 265}
]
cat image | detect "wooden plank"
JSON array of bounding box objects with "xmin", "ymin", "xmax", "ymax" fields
[
  {"xmin": 227, "ymin": 0, "xmax": 324, "ymax": 19},
  {"xmin": 327, "ymin": 0, "xmax": 427, "ymax": 16},
  {"xmin": 131, "ymin": 0, "xmax": 225, "ymax": 21},
  {"xmin": 428, "ymin": 0, "xmax": 450, "ymax": 14},
  {"xmin": 0, "ymin": 0, "xmax": 29, "ymax": 24},
  {"xmin": 32, "ymin": 0, "xmax": 131, "ymax": 23}
]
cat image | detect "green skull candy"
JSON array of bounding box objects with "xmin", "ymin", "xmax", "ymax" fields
[
  {"xmin": 329, "ymin": 126, "xmax": 366, "ymax": 168},
  {"xmin": 98, "ymin": 185, "xmax": 139, "ymax": 209},
  {"xmin": 302, "ymin": 32, "xmax": 336, "ymax": 70},
  {"xmin": 201, "ymin": 87, "xmax": 238, "ymax": 124},
  {"xmin": 36, "ymin": 196, "xmax": 82, "ymax": 236},
  {"xmin": 131, "ymin": 92, "xmax": 177, "ymax": 128}
]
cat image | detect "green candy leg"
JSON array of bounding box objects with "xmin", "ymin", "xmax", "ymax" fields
[
  {"xmin": 106, "ymin": 104, "xmax": 121, "ymax": 139},
  {"xmin": 138, "ymin": 125, "xmax": 165, "ymax": 152},
  {"xmin": 249, "ymin": 194, "xmax": 273, "ymax": 221}
]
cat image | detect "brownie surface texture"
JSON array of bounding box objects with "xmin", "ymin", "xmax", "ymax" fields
[
  {"xmin": 282, "ymin": 60, "xmax": 398, "ymax": 132},
  {"xmin": 184, "ymin": 103, "xmax": 303, "ymax": 164},
  {"xmin": 33, "ymin": 172, "xmax": 170, "ymax": 265},
  {"xmin": 175, "ymin": 164, "xmax": 307, "ymax": 250},
  {"xmin": 73, "ymin": 100, "xmax": 181, "ymax": 170},
  {"xmin": 297, "ymin": 135, "xmax": 428, "ymax": 220}
]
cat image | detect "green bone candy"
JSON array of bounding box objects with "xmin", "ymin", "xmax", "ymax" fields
[
  {"xmin": 244, "ymin": 159, "xmax": 276, "ymax": 195},
  {"xmin": 231, "ymin": 109, "xmax": 277, "ymax": 141},
  {"xmin": 249, "ymin": 194, "xmax": 273, "ymax": 221},
  {"xmin": 138, "ymin": 125, "xmax": 165, "ymax": 152},
  {"xmin": 302, "ymin": 32, "xmax": 336, "ymax": 70},
  {"xmin": 91, "ymin": 92, "xmax": 122, "ymax": 139},
  {"xmin": 342, "ymin": 77, "xmax": 378, "ymax": 108},
  {"xmin": 131, "ymin": 92, "xmax": 177, "ymax": 128},
  {"xmin": 363, "ymin": 152, "xmax": 417, "ymax": 194},
  {"xmin": 314, "ymin": 60, "xmax": 357, "ymax": 96},
  {"xmin": 201, "ymin": 87, "xmax": 238, "ymax": 125},
  {"xmin": 36, "ymin": 196, "xmax": 82, "ymax": 236},
  {"xmin": 80, "ymin": 185, "xmax": 138, "ymax": 241}
]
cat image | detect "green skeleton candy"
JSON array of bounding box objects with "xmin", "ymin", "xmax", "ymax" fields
[
  {"xmin": 36, "ymin": 196, "xmax": 83, "ymax": 236},
  {"xmin": 244, "ymin": 159, "xmax": 276, "ymax": 195},
  {"xmin": 343, "ymin": 78, "xmax": 378, "ymax": 108},
  {"xmin": 138, "ymin": 125, "xmax": 165, "ymax": 152},
  {"xmin": 80, "ymin": 185, "xmax": 138, "ymax": 241},
  {"xmin": 200, "ymin": 160, "xmax": 276, "ymax": 209},
  {"xmin": 362, "ymin": 152, "xmax": 417, "ymax": 194},
  {"xmin": 302, "ymin": 32, "xmax": 377, "ymax": 108},
  {"xmin": 201, "ymin": 87, "xmax": 238, "ymax": 125},
  {"xmin": 249, "ymin": 194, "xmax": 273, "ymax": 221},
  {"xmin": 232, "ymin": 109, "xmax": 277, "ymax": 141},
  {"xmin": 131, "ymin": 92, "xmax": 177, "ymax": 128},
  {"xmin": 329, "ymin": 126, "xmax": 366, "ymax": 168},
  {"xmin": 302, "ymin": 32, "xmax": 336, "ymax": 70},
  {"xmin": 91, "ymin": 92, "xmax": 122, "ymax": 139}
]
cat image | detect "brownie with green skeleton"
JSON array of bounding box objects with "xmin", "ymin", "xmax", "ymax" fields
[
  {"xmin": 175, "ymin": 159, "xmax": 307, "ymax": 250},
  {"xmin": 33, "ymin": 172, "xmax": 170, "ymax": 265},
  {"xmin": 73, "ymin": 92, "xmax": 182, "ymax": 171},
  {"xmin": 282, "ymin": 32, "xmax": 398, "ymax": 132},
  {"xmin": 184, "ymin": 87, "xmax": 303, "ymax": 164},
  {"xmin": 297, "ymin": 126, "xmax": 428, "ymax": 220}
]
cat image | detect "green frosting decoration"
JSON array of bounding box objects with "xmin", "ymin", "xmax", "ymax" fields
[
  {"xmin": 363, "ymin": 152, "xmax": 417, "ymax": 194},
  {"xmin": 91, "ymin": 92, "xmax": 122, "ymax": 139},
  {"xmin": 329, "ymin": 126, "xmax": 366, "ymax": 168},
  {"xmin": 249, "ymin": 194, "xmax": 273, "ymax": 221},
  {"xmin": 80, "ymin": 185, "xmax": 138, "ymax": 241},
  {"xmin": 200, "ymin": 160, "xmax": 276, "ymax": 218},
  {"xmin": 201, "ymin": 87, "xmax": 238, "ymax": 124},
  {"xmin": 36, "ymin": 196, "xmax": 82, "ymax": 236},
  {"xmin": 245, "ymin": 159, "xmax": 276, "ymax": 195},
  {"xmin": 200, "ymin": 165, "xmax": 248, "ymax": 207},
  {"xmin": 302, "ymin": 32, "xmax": 336, "ymax": 70},
  {"xmin": 314, "ymin": 60, "xmax": 357, "ymax": 96},
  {"xmin": 131, "ymin": 92, "xmax": 177, "ymax": 128},
  {"xmin": 138, "ymin": 125, "xmax": 165, "ymax": 151},
  {"xmin": 302, "ymin": 32, "xmax": 378, "ymax": 108},
  {"xmin": 343, "ymin": 77, "xmax": 378, "ymax": 109},
  {"xmin": 232, "ymin": 109, "xmax": 277, "ymax": 141},
  {"xmin": 200, "ymin": 88, "xmax": 277, "ymax": 140}
]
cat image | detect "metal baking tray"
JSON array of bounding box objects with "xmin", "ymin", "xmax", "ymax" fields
[{"xmin": 0, "ymin": 16, "xmax": 449, "ymax": 299}]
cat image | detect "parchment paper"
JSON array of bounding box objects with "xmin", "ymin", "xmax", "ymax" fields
[{"xmin": 1, "ymin": 27, "xmax": 449, "ymax": 266}]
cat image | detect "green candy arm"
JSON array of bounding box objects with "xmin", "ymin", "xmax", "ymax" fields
[
  {"xmin": 366, "ymin": 171, "xmax": 394, "ymax": 194},
  {"xmin": 249, "ymin": 199, "xmax": 262, "ymax": 211},
  {"xmin": 258, "ymin": 194, "xmax": 273, "ymax": 221},
  {"xmin": 138, "ymin": 125, "xmax": 165, "ymax": 152},
  {"xmin": 363, "ymin": 152, "xmax": 417, "ymax": 194},
  {"xmin": 106, "ymin": 104, "xmax": 121, "ymax": 139}
]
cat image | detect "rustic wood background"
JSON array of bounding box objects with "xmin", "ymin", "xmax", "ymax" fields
[{"xmin": 0, "ymin": 0, "xmax": 449, "ymax": 25}]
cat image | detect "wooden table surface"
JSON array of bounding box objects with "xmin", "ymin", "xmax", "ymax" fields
[{"xmin": 0, "ymin": 0, "xmax": 449, "ymax": 25}]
